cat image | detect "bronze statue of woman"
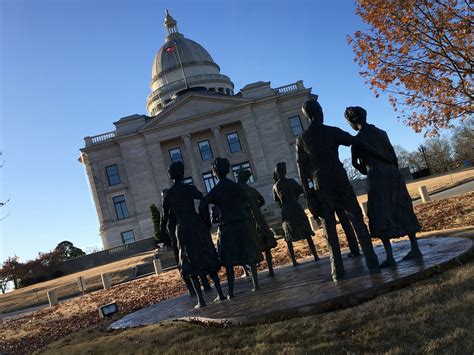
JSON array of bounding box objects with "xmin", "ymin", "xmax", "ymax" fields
[
  {"xmin": 344, "ymin": 106, "xmax": 422, "ymax": 267},
  {"xmin": 199, "ymin": 158, "xmax": 262, "ymax": 298},
  {"xmin": 237, "ymin": 169, "xmax": 278, "ymax": 277},
  {"xmin": 161, "ymin": 162, "xmax": 226, "ymax": 308},
  {"xmin": 272, "ymin": 162, "xmax": 319, "ymax": 266}
]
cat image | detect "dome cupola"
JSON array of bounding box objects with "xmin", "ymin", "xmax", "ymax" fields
[{"xmin": 146, "ymin": 11, "xmax": 235, "ymax": 116}]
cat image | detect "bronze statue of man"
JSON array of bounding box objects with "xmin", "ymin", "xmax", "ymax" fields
[
  {"xmin": 160, "ymin": 189, "xmax": 212, "ymax": 296},
  {"xmin": 296, "ymin": 98, "xmax": 380, "ymax": 281},
  {"xmin": 161, "ymin": 162, "xmax": 226, "ymax": 308},
  {"xmin": 344, "ymin": 106, "xmax": 422, "ymax": 267}
]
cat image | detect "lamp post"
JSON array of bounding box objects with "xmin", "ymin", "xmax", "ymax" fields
[{"xmin": 418, "ymin": 145, "xmax": 432, "ymax": 175}]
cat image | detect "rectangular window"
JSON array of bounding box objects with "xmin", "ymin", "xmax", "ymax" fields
[
  {"xmin": 169, "ymin": 147, "xmax": 183, "ymax": 163},
  {"xmin": 202, "ymin": 171, "xmax": 218, "ymax": 193},
  {"xmin": 183, "ymin": 177, "xmax": 193, "ymax": 185},
  {"xmin": 198, "ymin": 140, "xmax": 213, "ymax": 161},
  {"xmin": 231, "ymin": 161, "xmax": 255, "ymax": 183},
  {"xmin": 105, "ymin": 165, "xmax": 121, "ymax": 186},
  {"xmin": 289, "ymin": 116, "xmax": 303, "ymax": 136},
  {"xmin": 113, "ymin": 195, "xmax": 129, "ymax": 220},
  {"xmin": 226, "ymin": 132, "xmax": 242, "ymax": 153},
  {"xmin": 121, "ymin": 230, "xmax": 135, "ymax": 244}
]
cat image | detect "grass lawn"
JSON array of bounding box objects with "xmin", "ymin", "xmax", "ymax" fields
[
  {"xmin": 0, "ymin": 251, "xmax": 156, "ymax": 313},
  {"xmin": 43, "ymin": 258, "xmax": 474, "ymax": 354}
]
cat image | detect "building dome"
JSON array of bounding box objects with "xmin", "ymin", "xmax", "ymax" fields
[
  {"xmin": 152, "ymin": 36, "xmax": 215, "ymax": 78},
  {"xmin": 147, "ymin": 11, "xmax": 235, "ymax": 116}
]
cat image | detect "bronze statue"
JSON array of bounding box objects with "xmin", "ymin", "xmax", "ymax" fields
[
  {"xmin": 345, "ymin": 106, "xmax": 422, "ymax": 267},
  {"xmin": 161, "ymin": 162, "xmax": 226, "ymax": 308},
  {"xmin": 336, "ymin": 209, "xmax": 361, "ymax": 257},
  {"xmin": 297, "ymin": 98, "xmax": 380, "ymax": 281},
  {"xmin": 199, "ymin": 157, "xmax": 262, "ymax": 298},
  {"xmin": 160, "ymin": 189, "xmax": 212, "ymax": 296},
  {"xmin": 272, "ymin": 162, "xmax": 319, "ymax": 266},
  {"xmin": 237, "ymin": 169, "xmax": 278, "ymax": 277}
]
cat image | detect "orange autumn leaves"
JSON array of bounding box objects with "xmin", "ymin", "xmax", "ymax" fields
[{"xmin": 348, "ymin": 0, "xmax": 473, "ymax": 136}]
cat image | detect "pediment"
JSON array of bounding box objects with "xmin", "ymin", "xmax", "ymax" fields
[{"xmin": 141, "ymin": 93, "xmax": 250, "ymax": 130}]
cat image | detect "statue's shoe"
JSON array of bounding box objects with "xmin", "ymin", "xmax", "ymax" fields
[
  {"xmin": 380, "ymin": 259, "xmax": 397, "ymax": 269},
  {"xmin": 214, "ymin": 295, "xmax": 226, "ymax": 303},
  {"xmin": 332, "ymin": 273, "xmax": 346, "ymax": 282},
  {"xmin": 402, "ymin": 249, "xmax": 423, "ymax": 260}
]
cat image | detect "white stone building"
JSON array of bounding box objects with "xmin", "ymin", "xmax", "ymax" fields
[{"xmin": 80, "ymin": 12, "xmax": 315, "ymax": 249}]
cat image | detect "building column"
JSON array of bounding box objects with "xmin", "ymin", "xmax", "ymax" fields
[
  {"xmin": 144, "ymin": 137, "xmax": 171, "ymax": 206},
  {"xmin": 211, "ymin": 126, "xmax": 227, "ymax": 158},
  {"xmin": 182, "ymin": 134, "xmax": 205, "ymax": 191},
  {"xmin": 240, "ymin": 117, "xmax": 270, "ymax": 179}
]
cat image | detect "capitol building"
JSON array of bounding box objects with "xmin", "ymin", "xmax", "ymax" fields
[{"xmin": 80, "ymin": 11, "xmax": 316, "ymax": 248}]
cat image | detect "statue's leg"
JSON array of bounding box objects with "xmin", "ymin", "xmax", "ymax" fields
[
  {"xmin": 199, "ymin": 273, "xmax": 212, "ymax": 292},
  {"xmin": 209, "ymin": 272, "xmax": 226, "ymax": 301},
  {"xmin": 250, "ymin": 264, "xmax": 261, "ymax": 291},
  {"xmin": 403, "ymin": 233, "xmax": 423, "ymax": 260},
  {"xmin": 265, "ymin": 250, "xmax": 275, "ymax": 277},
  {"xmin": 306, "ymin": 236, "xmax": 319, "ymax": 261},
  {"xmin": 190, "ymin": 276, "xmax": 206, "ymax": 308},
  {"xmin": 380, "ymin": 239, "xmax": 396, "ymax": 268},
  {"xmin": 336, "ymin": 209, "xmax": 360, "ymax": 257},
  {"xmin": 343, "ymin": 186, "xmax": 380, "ymax": 272},
  {"xmin": 184, "ymin": 277, "xmax": 196, "ymax": 297},
  {"xmin": 320, "ymin": 213, "xmax": 345, "ymax": 281},
  {"xmin": 286, "ymin": 241, "xmax": 299, "ymax": 266},
  {"xmin": 226, "ymin": 267, "xmax": 236, "ymax": 299},
  {"xmin": 241, "ymin": 265, "xmax": 251, "ymax": 277}
]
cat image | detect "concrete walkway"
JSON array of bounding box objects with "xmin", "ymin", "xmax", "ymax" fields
[{"xmin": 111, "ymin": 236, "xmax": 473, "ymax": 329}]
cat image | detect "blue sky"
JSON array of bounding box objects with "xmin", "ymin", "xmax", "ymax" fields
[{"xmin": 1, "ymin": 0, "xmax": 427, "ymax": 262}]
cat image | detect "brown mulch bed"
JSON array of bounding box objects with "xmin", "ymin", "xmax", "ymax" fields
[{"xmin": 1, "ymin": 192, "xmax": 473, "ymax": 354}]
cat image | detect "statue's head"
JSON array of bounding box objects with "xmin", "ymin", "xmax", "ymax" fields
[
  {"xmin": 237, "ymin": 169, "xmax": 252, "ymax": 184},
  {"xmin": 274, "ymin": 162, "xmax": 287, "ymax": 180},
  {"xmin": 212, "ymin": 157, "xmax": 230, "ymax": 179},
  {"xmin": 302, "ymin": 98, "xmax": 324, "ymax": 124},
  {"xmin": 168, "ymin": 161, "xmax": 185, "ymax": 181},
  {"xmin": 161, "ymin": 188, "xmax": 169, "ymax": 199},
  {"xmin": 344, "ymin": 106, "xmax": 367, "ymax": 131}
]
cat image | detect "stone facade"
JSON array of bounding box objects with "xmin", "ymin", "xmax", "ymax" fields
[{"xmin": 79, "ymin": 12, "xmax": 315, "ymax": 249}]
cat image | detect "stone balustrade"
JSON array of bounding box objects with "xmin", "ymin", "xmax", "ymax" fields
[
  {"xmin": 273, "ymin": 81, "xmax": 304, "ymax": 94},
  {"xmin": 85, "ymin": 131, "xmax": 116, "ymax": 146}
]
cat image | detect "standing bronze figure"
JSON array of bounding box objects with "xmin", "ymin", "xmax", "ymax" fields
[
  {"xmin": 237, "ymin": 169, "xmax": 278, "ymax": 277},
  {"xmin": 272, "ymin": 162, "xmax": 319, "ymax": 266},
  {"xmin": 297, "ymin": 98, "xmax": 380, "ymax": 281},
  {"xmin": 344, "ymin": 106, "xmax": 422, "ymax": 267},
  {"xmin": 161, "ymin": 162, "xmax": 226, "ymax": 308},
  {"xmin": 336, "ymin": 210, "xmax": 361, "ymax": 257},
  {"xmin": 160, "ymin": 189, "xmax": 212, "ymax": 297},
  {"xmin": 199, "ymin": 158, "xmax": 262, "ymax": 298}
]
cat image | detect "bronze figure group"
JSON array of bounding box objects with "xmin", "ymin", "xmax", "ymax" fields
[{"xmin": 159, "ymin": 97, "xmax": 422, "ymax": 308}]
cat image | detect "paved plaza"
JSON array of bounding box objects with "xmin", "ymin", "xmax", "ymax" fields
[{"xmin": 111, "ymin": 236, "xmax": 473, "ymax": 329}]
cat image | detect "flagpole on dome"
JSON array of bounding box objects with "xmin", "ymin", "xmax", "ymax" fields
[
  {"xmin": 174, "ymin": 41, "xmax": 189, "ymax": 89},
  {"xmin": 164, "ymin": 10, "xmax": 189, "ymax": 90}
]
